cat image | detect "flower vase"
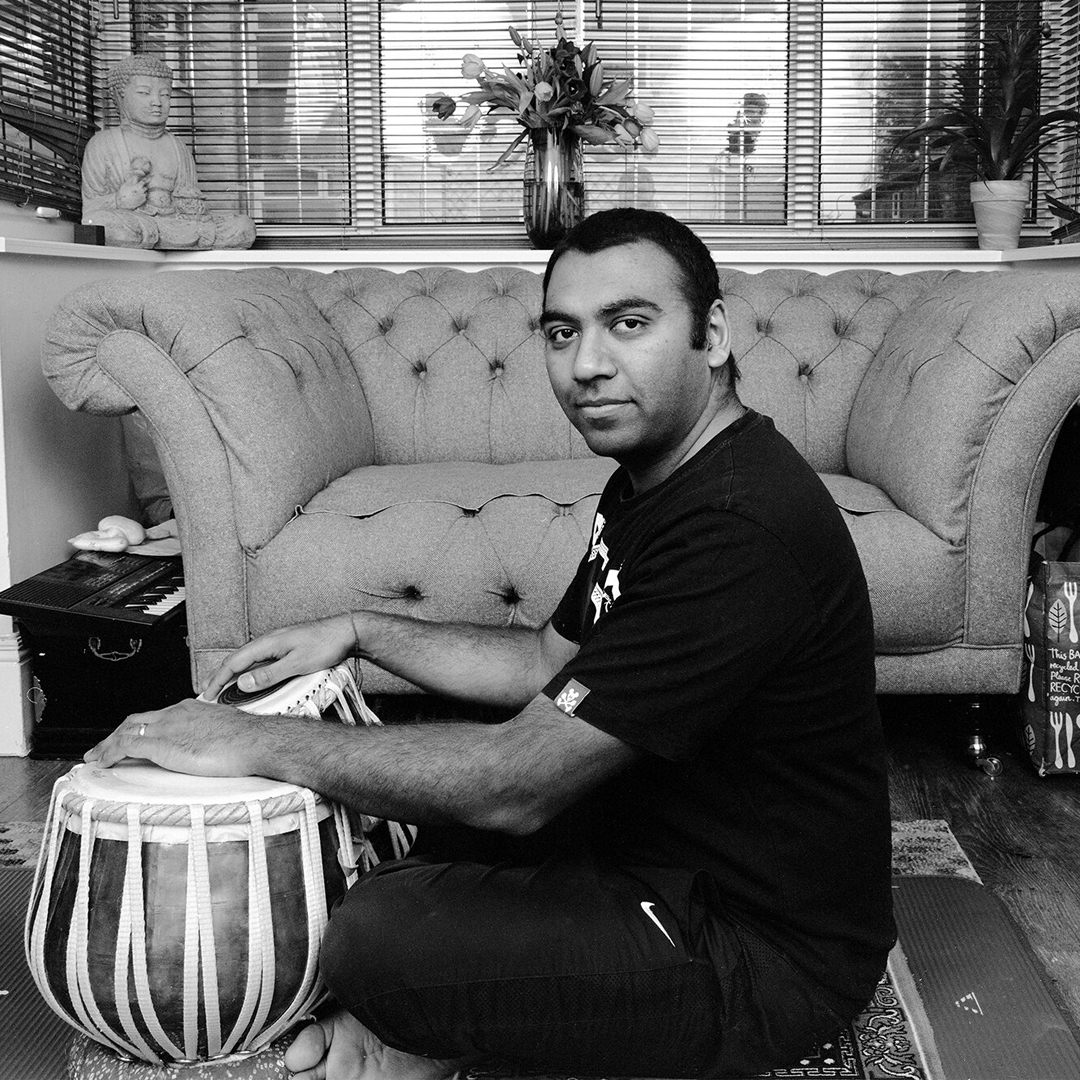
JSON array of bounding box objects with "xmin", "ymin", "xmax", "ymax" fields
[{"xmin": 523, "ymin": 129, "xmax": 585, "ymax": 249}]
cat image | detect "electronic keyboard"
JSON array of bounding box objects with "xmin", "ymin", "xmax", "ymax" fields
[{"xmin": 0, "ymin": 550, "xmax": 185, "ymax": 631}]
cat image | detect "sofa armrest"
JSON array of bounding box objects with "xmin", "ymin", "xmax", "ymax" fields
[
  {"xmin": 966, "ymin": 332, "xmax": 1080, "ymax": 649},
  {"xmin": 848, "ymin": 270, "xmax": 1080, "ymax": 666},
  {"xmin": 42, "ymin": 268, "xmax": 375, "ymax": 666}
]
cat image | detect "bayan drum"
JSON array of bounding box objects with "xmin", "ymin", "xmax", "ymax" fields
[
  {"xmin": 25, "ymin": 763, "xmax": 349, "ymax": 1065},
  {"xmin": 206, "ymin": 661, "xmax": 417, "ymax": 871}
]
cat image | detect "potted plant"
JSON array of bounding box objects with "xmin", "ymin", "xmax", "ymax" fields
[{"xmin": 895, "ymin": 24, "xmax": 1080, "ymax": 249}]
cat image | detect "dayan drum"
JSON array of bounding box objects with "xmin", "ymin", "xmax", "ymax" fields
[{"xmin": 24, "ymin": 662, "xmax": 414, "ymax": 1066}]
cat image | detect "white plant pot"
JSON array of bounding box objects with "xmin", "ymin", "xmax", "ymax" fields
[{"xmin": 969, "ymin": 179, "xmax": 1030, "ymax": 250}]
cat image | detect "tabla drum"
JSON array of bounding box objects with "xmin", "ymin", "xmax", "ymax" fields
[
  {"xmin": 24, "ymin": 762, "xmax": 349, "ymax": 1066},
  {"xmin": 205, "ymin": 661, "xmax": 418, "ymax": 871}
]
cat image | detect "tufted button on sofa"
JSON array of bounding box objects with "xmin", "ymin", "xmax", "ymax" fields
[{"xmin": 39, "ymin": 264, "xmax": 1080, "ymax": 723}]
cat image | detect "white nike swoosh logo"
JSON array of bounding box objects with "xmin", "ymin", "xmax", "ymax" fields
[{"xmin": 640, "ymin": 901, "xmax": 676, "ymax": 948}]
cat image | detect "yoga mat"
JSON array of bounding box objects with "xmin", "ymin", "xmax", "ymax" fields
[
  {"xmin": 0, "ymin": 868, "xmax": 70, "ymax": 1080},
  {"xmin": 894, "ymin": 875, "xmax": 1080, "ymax": 1080}
]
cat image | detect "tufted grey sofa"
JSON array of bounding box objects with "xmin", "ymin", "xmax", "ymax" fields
[{"xmin": 40, "ymin": 264, "xmax": 1080, "ymax": 728}]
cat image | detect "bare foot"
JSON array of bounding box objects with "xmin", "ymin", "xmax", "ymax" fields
[{"xmin": 284, "ymin": 1009, "xmax": 462, "ymax": 1080}]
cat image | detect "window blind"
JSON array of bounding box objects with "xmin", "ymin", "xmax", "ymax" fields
[
  {"xmin": 93, "ymin": 1, "xmax": 353, "ymax": 230},
  {"xmin": 0, "ymin": 1, "xmax": 97, "ymax": 217},
  {"xmin": 381, "ymin": 2, "xmax": 791, "ymax": 230},
  {"xmin": 823, "ymin": 0, "xmax": 1049, "ymax": 228},
  {"xmin": 1049, "ymin": 0, "xmax": 1079, "ymax": 217},
  {"xmin": 2, "ymin": 0, "xmax": 1074, "ymax": 242}
]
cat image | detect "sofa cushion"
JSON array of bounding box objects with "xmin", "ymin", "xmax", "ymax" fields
[
  {"xmin": 717, "ymin": 268, "xmax": 943, "ymax": 474},
  {"xmin": 248, "ymin": 458, "xmax": 618, "ymax": 637},
  {"xmin": 819, "ymin": 474, "xmax": 963, "ymax": 652},
  {"xmin": 249, "ymin": 458, "xmax": 960, "ymax": 659},
  {"xmin": 289, "ymin": 267, "xmax": 592, "ymax": 466}
]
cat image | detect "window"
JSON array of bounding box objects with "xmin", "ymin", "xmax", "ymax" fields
[
  {"xmin": 4, "ymin": 0, "xmax": 1077, "ymax": 243},
  {"xmin": 0, "ymin": 1, "xmax": 96, "ymax": 216}
]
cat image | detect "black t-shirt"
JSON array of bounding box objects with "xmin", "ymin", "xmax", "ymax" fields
[{"xmin": 542, "ymin": 410, "xmax": 895, "ymax": 1002}]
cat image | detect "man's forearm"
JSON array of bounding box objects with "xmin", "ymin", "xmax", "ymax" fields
[
  {"xmin": 350, "ymin": 611, "xmax": 558, "ymax": 708},
  {"xmin": 250, "ymin": 694, "xmax": 634, "ymax": 835}
]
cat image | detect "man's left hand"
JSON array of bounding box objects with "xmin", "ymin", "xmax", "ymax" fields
[{"xmin": 84, "ymin": 699, "xmax": 271, "ymax": 777}]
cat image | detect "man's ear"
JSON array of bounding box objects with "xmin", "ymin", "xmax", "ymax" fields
[{"xmin": 705, "ymin": 299, "xmax": 731, "ymax": 368}]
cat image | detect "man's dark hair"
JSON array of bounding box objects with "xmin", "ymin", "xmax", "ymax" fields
[{"xmin": 542, "ymin": 208, "xmax": 739, "ymax": 384}]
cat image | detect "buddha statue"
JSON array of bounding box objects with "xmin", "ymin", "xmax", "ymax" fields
[{"xmin": 81, "ymin": 55, "xmax": 256, "ymax": 250}]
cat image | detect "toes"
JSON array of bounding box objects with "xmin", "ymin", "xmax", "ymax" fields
[{"xmin": 284, "ymin": 1020, "xmax": 331, "ymax": 1078}]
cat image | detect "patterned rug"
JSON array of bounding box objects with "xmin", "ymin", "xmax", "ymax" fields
[
  {"xmin": 0, "ymin": 820, "xmax": 46, "ymax": 867},
  {"xmin": 2, "ymin": 818, "xmax": 967, "ymax": 1080}
]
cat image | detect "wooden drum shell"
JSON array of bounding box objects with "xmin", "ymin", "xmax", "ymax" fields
[{"xmin": 25, "ymin": 764, "xmax": 351, "ymax": 1065}]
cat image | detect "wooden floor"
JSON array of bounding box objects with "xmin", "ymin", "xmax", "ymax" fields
[
  {"xmin": 882, "ymin": 694, "xmax": 1080, "ymax": 1032},
  {"xmin": 4, "ymin": 694, "xmax": 1080, "ymax": 1032}
]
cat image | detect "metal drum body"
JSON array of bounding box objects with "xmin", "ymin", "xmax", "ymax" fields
[{"xmin": 24, "ymin": 762, "xmax": 351, "ymax": 1065}]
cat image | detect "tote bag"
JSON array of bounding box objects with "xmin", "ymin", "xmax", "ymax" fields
[{"xmin": 1022, "ymin": 527, "xmax": 1080, "ymax": 775}]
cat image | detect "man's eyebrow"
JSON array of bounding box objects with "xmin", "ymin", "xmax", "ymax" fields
[
  {"xmin": 598, "ymin": 296, "xmax": 664, "ymax": 320},
  {"xmin": 540, "ymin": 307, "xmax": 578, "ymax": 329},
  {"xmin": 540, "ymin": 297, "xmax": 664, "ymax": 328}
]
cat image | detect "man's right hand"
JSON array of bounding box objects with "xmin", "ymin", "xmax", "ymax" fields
[{"xmin": 201, "ymin": 614, "xmax": 357, "ymax": 701}]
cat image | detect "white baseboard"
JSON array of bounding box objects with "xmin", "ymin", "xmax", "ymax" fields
[{"xmin": 0, "ymin": 630, "xmax": 34, "ymax": 756}]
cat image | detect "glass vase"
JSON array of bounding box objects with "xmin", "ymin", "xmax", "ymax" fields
[{"xmin": 523, "ymin": 129, "xmax": 585, "ymax": 249}]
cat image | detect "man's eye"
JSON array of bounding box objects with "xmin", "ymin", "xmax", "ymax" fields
[
  {"xmin": 615, "ymin": 317, "xmax": 646, "ymax": 332},
  {"xmin": 546, "ymin": 327, "xmax": 576, "ymax": 344}
]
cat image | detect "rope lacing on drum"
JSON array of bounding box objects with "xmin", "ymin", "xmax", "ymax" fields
[
  {"xmin": 25, "ymin": 781, "xmax": 146, "ymax": 1060},
  {"xmin": 252, "ymin": 787, "xmax": 327, "ymax": 1052},
  {"xmin": 220, "ymin": 798, "xmax": 276, "ymax": 1056},
  {"xmin": 118, "ymin": 800, "xmax": 174, "ymax": 1062}
]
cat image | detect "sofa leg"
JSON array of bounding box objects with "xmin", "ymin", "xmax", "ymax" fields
[{"xmin": 963, "ymin": 696, "xmax": 1004, "ymax": 776}]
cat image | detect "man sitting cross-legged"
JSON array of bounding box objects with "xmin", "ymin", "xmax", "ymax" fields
[{"xmin": 87, "ymin": 208, "xmax": 895, "ymax": 1080}]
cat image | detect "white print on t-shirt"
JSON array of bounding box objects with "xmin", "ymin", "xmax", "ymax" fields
[
  {"xmin": 589, "ymin": 512, "xmax": 609, "ymax": 569},
  {"xmin": 590, "ymin": 567, "xmax": 622, "ymax": 624},
  {"xmin": 554, "ymin": 678, "xmax": 591, "ymax": 715},
  {"xmin": 587, "ymin": 512, "xmax": 621, "ymax": 623}
]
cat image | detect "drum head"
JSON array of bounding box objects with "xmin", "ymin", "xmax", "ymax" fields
[
  {"xmin": 66, "ymin": 761, "xmax": 307, "ymax": 806},
  {"xmin": 207, "ymin": 669, "xmax": 330, "ymax": 715},
  {"xmin": 215, "ymin": 675, "xmax": 296, "ymax": 707}
]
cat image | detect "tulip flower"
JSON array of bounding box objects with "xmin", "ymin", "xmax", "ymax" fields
[
  {"xmin": 428, "ymin": 26, "xmax": 658, "ymax": 163},
  {"xmin": 461, "ymin": 54, "xmax": 486, "ymax": 79},
  {"xmin": 430, "ymin": 95, "xmax": 457, "ymax": 120}
]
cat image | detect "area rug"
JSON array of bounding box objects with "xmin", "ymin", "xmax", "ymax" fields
[
  {"xmin": 0, "ymin": 820, "xmax": 47, "ymax": 867},
  {"xmin": 1, "ymin": 820, "xmax": 1077, "ymax": 1080}
]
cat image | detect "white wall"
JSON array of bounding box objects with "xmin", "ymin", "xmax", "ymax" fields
[{"xmin": 0, "ymin": 235, "xmax": 160, "ymax": 754}]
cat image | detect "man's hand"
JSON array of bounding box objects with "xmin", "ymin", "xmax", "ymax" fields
[
  {"xmin": 84, "ymin": 699, "xmax": 276, "ymax": 777},
  {"xmin": 201, "ymin": 615, "xmax": 356, "ymax": 701}
]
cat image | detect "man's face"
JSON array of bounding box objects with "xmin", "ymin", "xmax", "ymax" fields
[
  {"xmin": 119, "ymin": 75, "xmax": 172, "ymax": 127},
  {"xmin": 542, "ymin": 241, "xmax": 729, "ymax": 487}
]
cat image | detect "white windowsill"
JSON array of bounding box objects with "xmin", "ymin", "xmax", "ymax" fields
[
  {"xmin": 0, "ymin": 236, "xmax": 163, "ymax": 262},
  {"xmin": 4, "ymin": 234, "xmax": 1080, "ymax": 272}
]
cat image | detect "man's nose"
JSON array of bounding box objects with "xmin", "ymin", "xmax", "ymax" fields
[{"xmin": 572, "ymin": 329, "xmax": 616, "ymax": 381}]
